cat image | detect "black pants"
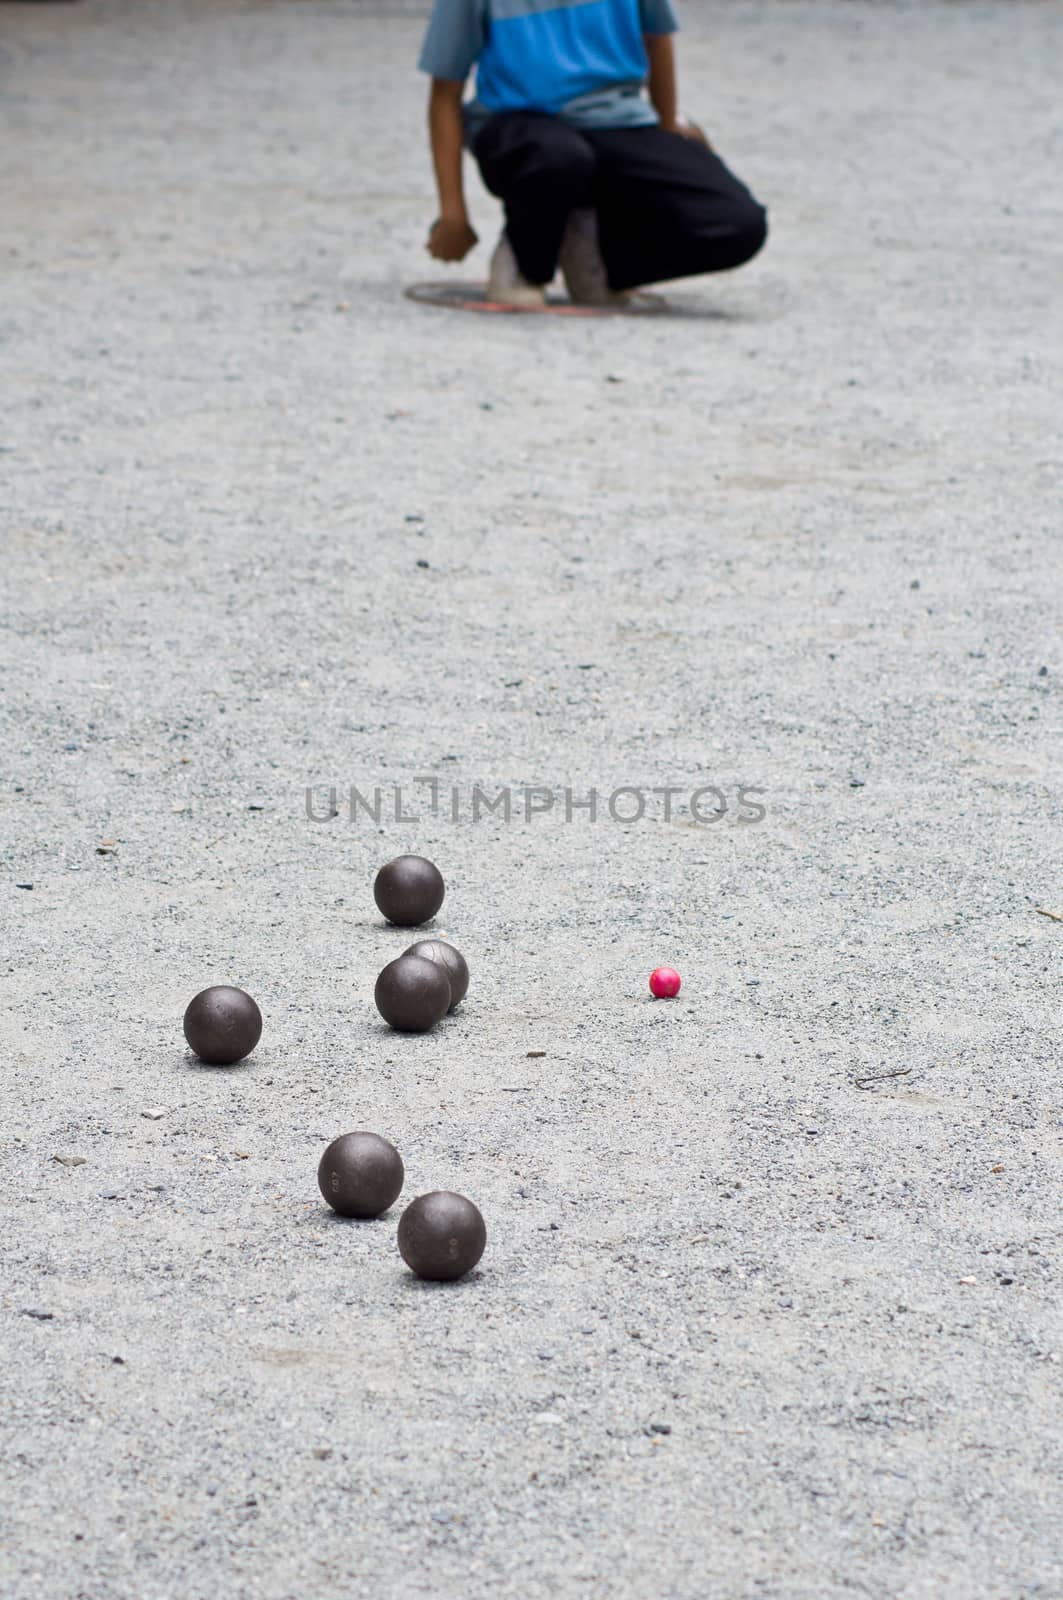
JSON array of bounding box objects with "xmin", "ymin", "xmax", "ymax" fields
[{"xmin": 472, "ymin": 112, "xmax": 767, "ymax": 291}]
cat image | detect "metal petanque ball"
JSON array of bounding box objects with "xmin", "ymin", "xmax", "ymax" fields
[
  {"xmin": 397, "ymin": 1191, "xmax": 486, "ymax": 1282},
  {"xmin": 183, "ymin": 985, "xmax": 262, "ymax": 1065},
  {"xmin": 374, "ymin": 953, "xmax": 451, "ymax": 1033},
  {"xmin": 404, "ymin": 939, "xmax": 469, "ymax": 1011},
  {"xmin": 373, "ymin": 854, "xmax": 445, "ymax": 926},
  {"xmin": 317, "ymin": 1131, "xmax": 405, "ymax": 1219}
]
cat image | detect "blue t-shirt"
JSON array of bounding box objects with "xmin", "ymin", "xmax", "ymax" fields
[{"xmin": 418, "ymin": 0, "xmax": 679, "ymax": 139}]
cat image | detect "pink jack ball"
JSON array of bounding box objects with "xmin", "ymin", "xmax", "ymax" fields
[{"xmin": 649, "ymin": 966, "xmax": 682, "ymax": 999}]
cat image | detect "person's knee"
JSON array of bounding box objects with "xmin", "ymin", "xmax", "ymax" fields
[
  {"xmin": 731, "ymin": 200, "xmax": 768, "ymax": 266},
  {"xmin": 682, "ymin": 195, "xmax": 767, "ymax": 274}
]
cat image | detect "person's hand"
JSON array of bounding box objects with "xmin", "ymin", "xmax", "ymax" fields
[
  {"xmin": 671, "ymin": 115, "xmax": 711, "ymax": 150},
  {"xmin": 427, "ymin": 213, "xmax": 478, "ymax": 262}
]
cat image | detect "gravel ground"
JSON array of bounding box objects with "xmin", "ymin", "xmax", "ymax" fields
[{"xmin": 1, "ymin": 1, "xmax": 1061, "ymax": 1596}]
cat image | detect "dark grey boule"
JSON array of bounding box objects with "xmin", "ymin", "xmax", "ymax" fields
[
  {"xmin": 403, "ymin": 939, "xmax": 469, "ymax": 1011},
  {"xmin": 183, "ymin": 985, "xmax": 262, "ymax": 1065},
  {"xmin": 397, "ymin": 1191, "xmax": 486, "ymax": 1281},
  {"xmin": 317, "ymin": 1132, "xmax": 404, "ymax": 1218},
  {"xmin": 374, "ymin": 953, "xmax": 451, "ymax": 1033},
  {"xmin": 373, "ymin": 855, "xmax": 445, "ymax": 926}
]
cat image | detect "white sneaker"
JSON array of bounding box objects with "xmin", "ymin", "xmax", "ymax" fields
[
  {"xmin": 486, "ymin": 233, "xmax": 547, "ymax": 308},
  {"xmin": 559, "ymin": 208, "xmax": 631, "ymax": 307}
]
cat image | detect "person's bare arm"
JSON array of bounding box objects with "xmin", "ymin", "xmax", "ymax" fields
[
  {"xmin": 644, "ymin": 32, "xmax": 679, "ymax": 130},
  {"xmin": 426, "ymin": 78, "xmax": 478, "ymax": 261},
  {"xmin": 645, "ymin": 33, "xmax": 710, "ymax": 145}
]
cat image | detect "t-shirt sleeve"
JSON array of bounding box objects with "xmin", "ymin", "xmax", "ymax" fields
[
  {"xmin": 418, "ymin": 0, "xmax": 486, "ymax": 81},
  {"xmin": 639, "ymin": 0, "xmax": 678, "ymax": 35}
]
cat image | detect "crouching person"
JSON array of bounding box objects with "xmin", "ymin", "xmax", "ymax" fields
[{"xmin": 419, "ymin": 0, "xmax": 768, "ymax": 306}]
